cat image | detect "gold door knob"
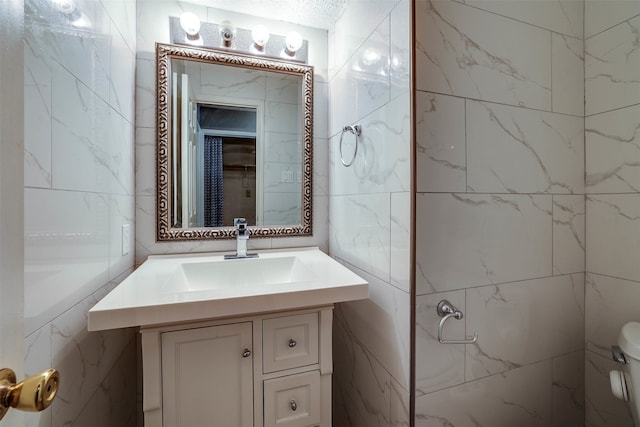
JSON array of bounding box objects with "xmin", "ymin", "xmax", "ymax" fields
[{"xmin": 0, "ymin": 368, "xmax": 60, "ymax": 421}]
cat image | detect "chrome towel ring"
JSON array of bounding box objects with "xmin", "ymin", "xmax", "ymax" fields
[{"xmin": 339, "ymin": 124, "xmax": 361, "ymax": 167}]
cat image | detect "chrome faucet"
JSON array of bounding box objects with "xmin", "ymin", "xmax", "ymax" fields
[{"xmin": 224, "ymin": 218, "xmax": 259, "ymax": 259}]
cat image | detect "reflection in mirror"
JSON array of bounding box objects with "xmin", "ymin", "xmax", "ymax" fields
[{"xmin": 156, "ymin": 43, "xmax": 313, "ymax": 241}]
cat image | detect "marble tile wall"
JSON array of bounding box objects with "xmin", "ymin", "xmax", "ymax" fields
[
  {"xmin": 23, "ymin": 0, "xmax": 137, "ymax": 425},
  {"xmin": 135, "ymin": 2, "xmax": 330, "ymax": 262},
  {"xmin": 414, "ymin": 0, "xmax": 586, "ymax": 425},
  {"xmin": 584, "ymin": 4, "xmax": 640, "ymax": 423},
  {"xmin": 328, "ymin": 0, "xmax": 412, "ymax": 425}
]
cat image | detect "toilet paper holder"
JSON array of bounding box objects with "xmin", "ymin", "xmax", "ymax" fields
[{"xmin": 436, "ymin": 300, "xmax": 479, "ymax": 344}]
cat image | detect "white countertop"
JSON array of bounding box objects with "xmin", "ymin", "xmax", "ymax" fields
[{"xmin": 88, "ymin": 247, "xmax": 368, "ymax": 331}]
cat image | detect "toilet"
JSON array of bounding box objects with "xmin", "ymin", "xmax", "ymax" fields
[{"xmin": 610, "ymin": 321, "xmax": 640, "ymax": 425}]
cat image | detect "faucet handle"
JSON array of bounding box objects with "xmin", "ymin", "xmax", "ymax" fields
[{"xmin": 233, "ymin": 217, "xmax": 249, "ymax": 237}]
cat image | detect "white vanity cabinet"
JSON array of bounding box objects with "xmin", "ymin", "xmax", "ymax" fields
[{"xmin": 140, "ymin": 306, "xmax": 334, "ymax": 427}]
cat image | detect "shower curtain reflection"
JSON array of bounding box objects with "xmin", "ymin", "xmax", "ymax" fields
[{"xmin": 203, "ymin": 135, "xmax": 224, "ymax": 227}]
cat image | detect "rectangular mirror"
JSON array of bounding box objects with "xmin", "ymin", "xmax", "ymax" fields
[{"xmin": 156, "ymin": 43, "xmax": 313, "ymax": 241}]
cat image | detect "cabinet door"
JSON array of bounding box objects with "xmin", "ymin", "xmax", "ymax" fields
[{"xmin": 162, "ymin": 322, "xmax": 253, "ymax": 427}]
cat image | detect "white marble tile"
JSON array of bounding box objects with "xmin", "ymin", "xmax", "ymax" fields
[
  {"xmin": 262, "ymin": 192, "xmax": 301, "ymax": 225},
  {"xmin": 107, "ymin": 337, "xmax": 138, "ymax": 427},
  {"xmin": 333, "ymin": 311, "xmax": 392, "ymax": 427},
  {"xmin": 586, "ymin": 104, "xmax": 640, "ymax": 193},
  {"xmin": 553, "ymin": 195, "xmax": 586, "ymax": 275},
  {"xmin": 329, "ymin": 93, "xmax": 410, "ymax": 195},
  {"xmin": 466, "ymin": 100, "xmax": 584, "ymax": 194},
  {"xmin": 415, "ymin": 92, "xmax": 466, "ymax": 193},
  {"xmin": 390, "ymin": 378, "xmax": 410, "ymax": 427},
  {"xmin": 332, "ymin": 380, "xmax": 353, "ymax": 427},
  {"xmin": 585, "ymin": 15, "xmax": 640, "ymax": 115},
  {"xmin": 68, "ymin": 379, "xmax": 109, "ymax": 427},
  {"xmin": 264, "ymin": 101, "xmax": 301, "ymax": 134},
  {"xmin": 200, "ymin": 66, "xmax": 266, "ymax": 100},
  {"xmin": 51, "ymin": 293, "xmax": 103, "ymax": 426},
  {"xmin": 415, "ymin": 291, "xmax": 466, "ymax": 395},
  {"xmin": 25, "ymin": 188, "xmax": 110, "ymax": 335},
  {"xmin": 272, "ymin": 195, "xmax": 329, "ymax": 253},
  {"xmin": 586, "ymin": 195, "xmax": 640, "ymax": 281},
  {"xmin": 264, "ymin": 132, "xmax": 301, "ymax": 164},
  {"xmin": 329, "ymin": 193, "xmax": 391, "ymax": 283},
  {"xmin": 263, "ymin": 162, "xmax": 302, "ymax": 194},
  {"xmin": 314, "ymin": 80, "xmax": 329, "ymax": 140},
  {"xmin": 331, "ymin": 0, "xmax": 398, "ymax": 79},
  {"xmin": 24, "ymin": 32, "xmax": 52, "ymax": 189},
  {"xmin": 585, "ymin": 351, "xmax": 634, "ymax": 427},
  {"xmin": 313, "ymin": 138, "xmax": 329, "ymax": 197},
  {"xmin": 25, "ymin": 325, "xmax": 51, "ymax": 377},
  {"xmin": 585, "ymin": 0, "xmax": 640, "ymax": 38},
  {"xmin": 329, "ymin": 16, "xmax": 391, "ymax": 138},
  {"xmin": 416, "ymin": 193, "xmax": 552, "ymax": 294},
  {"xmin": 109, "ymin": 195, "xmax": 135, "ymax": 280},
  {"xmin": 46, "ymin": 3, "xmax": 111, "ymax": 103},
  {"xmin": 135, "ymin": 126, "xmax": 155, "ymax": 197},
  {"xmin": 415, "ymin": 0, "xmax": 552, "ymax": 110},
  {"xmin": 329, "ymin": 55, "xmax": 357, "ymax": 138},
  {"xmin": 101, "ymin": 0, "xmax": 136, "ymax": 52},
  {"xmin": 466, "ymin": 0, "xmax": 583, "ymax": 38},
  {"xmin": 266, "ymin": 73, "xmax": 301, "ymax": 105},
  {"xmin": 51, "ymin": 63, "xmax": 110, "ymax": 193},
  {"xmin": 552, "ymin": 351, "xmax": 585, "ymax": 427},
  {"xmin": 390, "ymin": 0, "xmax": 411, "ymax": 101},
  {"xmin": 334, "ymin": 261, "xmax": 411, "ymax": 390},
  {"xmin": 109, "ymin": 21, "xmax": 135, "ymax": 122},
  {"xmin": 390, "ymin": 192, "xmax": 410, "ymax": 293},
  {"xmin": 107, "ymin": 108, "xmax": 135, "ymax": 195},
  {"xmin": 352, "ymin": 15, "xmax": 391, "ymax": 119},
  {"xmin": 465, "ymin": 274, "xmax": 584, "ymax": 381},
  {"xmin": 415, "ymin": 361, "xmax": 552, "ymax": 427},
  {"xmin": 135, "ymin": 58, "xmax": 155, "ymax": 129},
  {"xmin": 585, "ymin": 273, "xmax": 640, "ymax": 359},
  {"xmin": 552, "ymin": 34, "xmax": 584, "ymax": 117}
]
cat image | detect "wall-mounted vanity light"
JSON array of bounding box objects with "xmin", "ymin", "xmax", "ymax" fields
[
  {"xmin": 180, "ymin": 12, "xmax": 201, "ymax": 38},
  {"xmin": 251, "ymin": 25, "xmax": 270, "ymax": 51},
  {"xmin": 169, "ymin": 16, "xmax": 309, "ymax": 64}
]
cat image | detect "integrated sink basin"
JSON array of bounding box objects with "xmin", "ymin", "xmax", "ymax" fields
[
  {"xmin": 88, "ymin": 247, "xmax": 368, "ymax": 331},
  {"xmin": 169, "ymin": 256, "xmax": 316, "ymax": 293}
]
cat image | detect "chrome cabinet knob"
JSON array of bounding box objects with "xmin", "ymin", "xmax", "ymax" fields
[
  {"xmin": 288, "ymin": 339, "xmax": 297, "ymax": 348},
  {"xmin": 290, "ymin": 400, "xmax": 297, "ymax": 411},
  {"xmin": 242, "ymin": 349, "xmax": 252, "ymax": 358}
]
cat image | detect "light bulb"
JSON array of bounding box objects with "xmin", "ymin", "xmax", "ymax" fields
[
  {"xmin": 251, "ymin": 25, "xmax": 270, "ymax": 48},
  {"xmin": 180, "ymin": 12, "xmax": 201, "ymax": 37},
  {"xmin": 285, "ymin": 31, "xmax": 303, "ymax": 54}
]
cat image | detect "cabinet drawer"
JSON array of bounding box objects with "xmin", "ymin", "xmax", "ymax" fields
[
  {"xmin": 263, "ymin": 313, "xmax": 318, "ymax": 373},
  {"xmin": 263, "ymin": 371, "xmax": 321, "ymax": 427}
]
